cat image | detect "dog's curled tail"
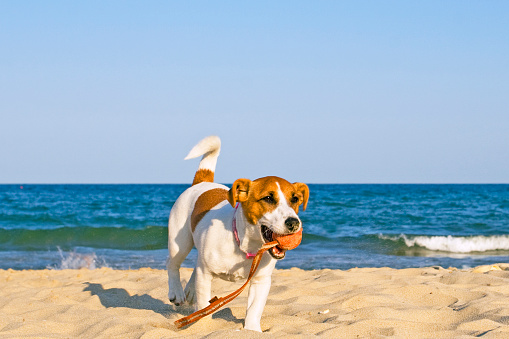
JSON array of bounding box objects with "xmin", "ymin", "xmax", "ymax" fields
[{"xmin": 185, "ymin": 135, "xmax": 221, "ymax": 186}]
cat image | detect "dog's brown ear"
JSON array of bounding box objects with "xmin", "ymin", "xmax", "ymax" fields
[
  {"xmin": 293, "ymin": 182, "xmax": 309, "ymax": 211},
  {"xmin": 228, "ymin": 178, "xmax": 251, "ymax": 207}
]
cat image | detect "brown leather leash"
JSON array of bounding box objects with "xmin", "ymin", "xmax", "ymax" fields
[{"xmin": 174, "ymin": 240, "xmax": 279, "ymax": 329}]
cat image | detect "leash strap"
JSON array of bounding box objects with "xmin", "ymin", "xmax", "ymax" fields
[{"xmin": 174, "ymin": 240, "xmax": 279, "ymax": 329}]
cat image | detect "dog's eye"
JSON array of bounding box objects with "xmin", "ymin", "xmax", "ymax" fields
[
  {"xmin": 290, "ymin": 196, "xmax": 299, "ymax": 204},
  {"xmin": 262, "ymin": 195, "xmax": 276, "ymax": 204}
]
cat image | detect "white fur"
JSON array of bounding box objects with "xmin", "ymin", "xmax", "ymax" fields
[
  {"xmin": 184, "ymin": 135, "xmax": 221, "ymax": 171},
  {"xmin": 167, "ymin": 136, "xmax": 286, "ymax": 332},
  {"xmin": 167, "ymin": 182, "xmax": 277, "ymax": 332}
]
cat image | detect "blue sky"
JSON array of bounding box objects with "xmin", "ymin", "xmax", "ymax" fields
[{"xmin": 1, "ymin": 1, "xmax": 508, "ymax": 183}]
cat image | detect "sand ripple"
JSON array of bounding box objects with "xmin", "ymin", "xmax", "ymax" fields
[{"xmin": 2, "ymin": 265, "xmax": 509, "ymax": 338}]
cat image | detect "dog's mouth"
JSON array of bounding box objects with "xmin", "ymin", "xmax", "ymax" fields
[{"xmin": 261, "ymin": 225, "xmax": 286, "ymax": 260}]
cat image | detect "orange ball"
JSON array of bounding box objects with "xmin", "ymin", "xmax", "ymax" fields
[{"xmin": 273, "ymin": 228, "xmax": 302, "ymax": 250}]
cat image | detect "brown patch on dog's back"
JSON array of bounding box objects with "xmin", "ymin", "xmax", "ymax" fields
[
  {"xmin": 192, "ymin": 169, "xmax": 215, "ymax": 186},
  {"xmin": 191, "ymin": 188, "xmax": 228, "ymax": 232}
]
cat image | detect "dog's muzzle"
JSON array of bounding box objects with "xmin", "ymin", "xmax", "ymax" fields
[{"xmin": 261, "ymin": 224, "xmax": 300, "ymax": 260}]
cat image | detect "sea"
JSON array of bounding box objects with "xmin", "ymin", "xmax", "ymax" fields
[{"xmin": 1, "ymin": 184, "xmax": 508, "ymax": 271}]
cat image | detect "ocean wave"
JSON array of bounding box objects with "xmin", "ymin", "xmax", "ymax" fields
[
  {"xmin": 0, "ymin": 225, "xmax": 325, "ymax": 252},
  {"xmin": 0, "ymin": 226, "xmax": 168, "ymax": 251},
  {"xmin": 379, "ymin": 234, "xmax": 509, "ymax": 253},
  {"xmin": 47, "ymin": 247, "xmax": 109, "ymax": 270}
]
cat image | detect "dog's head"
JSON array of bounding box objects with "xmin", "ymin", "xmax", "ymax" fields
[{"xmin": 227, "ymin": 176, "xmax": 309, "ymax": 259}]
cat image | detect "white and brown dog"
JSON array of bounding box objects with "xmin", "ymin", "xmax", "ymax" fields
[{"xmin": 167, "ymin": 136, "xmax": 309, "ymax": 331}]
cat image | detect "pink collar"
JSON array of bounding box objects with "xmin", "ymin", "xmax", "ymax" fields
[{"xmin": 232, "ymin": 203, "xmax": 256, "ymax": 259}]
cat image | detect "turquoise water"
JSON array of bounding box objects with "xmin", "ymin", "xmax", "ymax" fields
[{"xmin": 1, "ymin": 184, "xmax": 508, "ymax": 270}]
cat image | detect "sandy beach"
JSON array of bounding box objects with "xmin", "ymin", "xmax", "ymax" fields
[{"xmin": 1, "ymin": 265, "xmax": 509, "ymax": 338}]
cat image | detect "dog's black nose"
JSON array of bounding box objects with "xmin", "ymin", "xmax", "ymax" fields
[{"xmin": 285, "ymin": 217, "xmax": 300, "ymax": 232}]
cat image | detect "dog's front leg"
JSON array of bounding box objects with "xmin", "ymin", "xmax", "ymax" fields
[
  {"xmin": 244, "ymin": 275, "xmax": 271, "ymax": 332},
  {"xmin": 194, "ymin": 266, "xmax": 213, "ymax": 311}
]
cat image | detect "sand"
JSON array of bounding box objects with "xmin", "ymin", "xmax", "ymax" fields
[{"xmin": 1, "ymin": 264, "xmax": 509, "ymax": 338}]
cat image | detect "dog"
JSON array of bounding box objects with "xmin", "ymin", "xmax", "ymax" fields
[{"xmin": 167, "ymin": 136, "xmax": 309, "ymax": 332}]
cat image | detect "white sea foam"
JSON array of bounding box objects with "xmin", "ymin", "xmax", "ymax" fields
[
  {"xmin": 48, "ymin": 247, "xmax": 109, "ymax": 270},
  {"xmin": 380, "ymin": 234, "xmax": 509, "ymax": 253}
]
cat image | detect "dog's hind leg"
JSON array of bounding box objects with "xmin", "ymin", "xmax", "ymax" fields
[
  {"xmin": 167, "ymin": 208, "xmax": 193, "ymax": 306},
  {"xmin": 184, "ymin": 268, "xmax": 196, "ymax": 304},
  {"xmin": 194, "ymin": 264, "xmax": 213, "ymax": 311}
]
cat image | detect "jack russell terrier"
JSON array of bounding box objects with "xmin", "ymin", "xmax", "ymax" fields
[{"xmin": 167, "ymin": 135, "xmax": 309, "ymax": 331}]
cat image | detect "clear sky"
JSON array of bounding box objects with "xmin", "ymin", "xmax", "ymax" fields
[{"xmin": 1, "ymin": 1, "xmax": 508, "ymax": 184}]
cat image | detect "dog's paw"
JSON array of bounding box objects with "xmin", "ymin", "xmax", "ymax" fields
[{"xmin": 168, "ymin": 287, "xmax": 186, "ymax": 306}]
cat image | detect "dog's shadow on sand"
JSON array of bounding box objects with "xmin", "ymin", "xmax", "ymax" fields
[
  {"xmin": 83, "ymin": 282, "xmax": 171, "ymax": 317},
  {"xmin": 82, "ymin": 282, "xmax": 243, "ymax": 324}
]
